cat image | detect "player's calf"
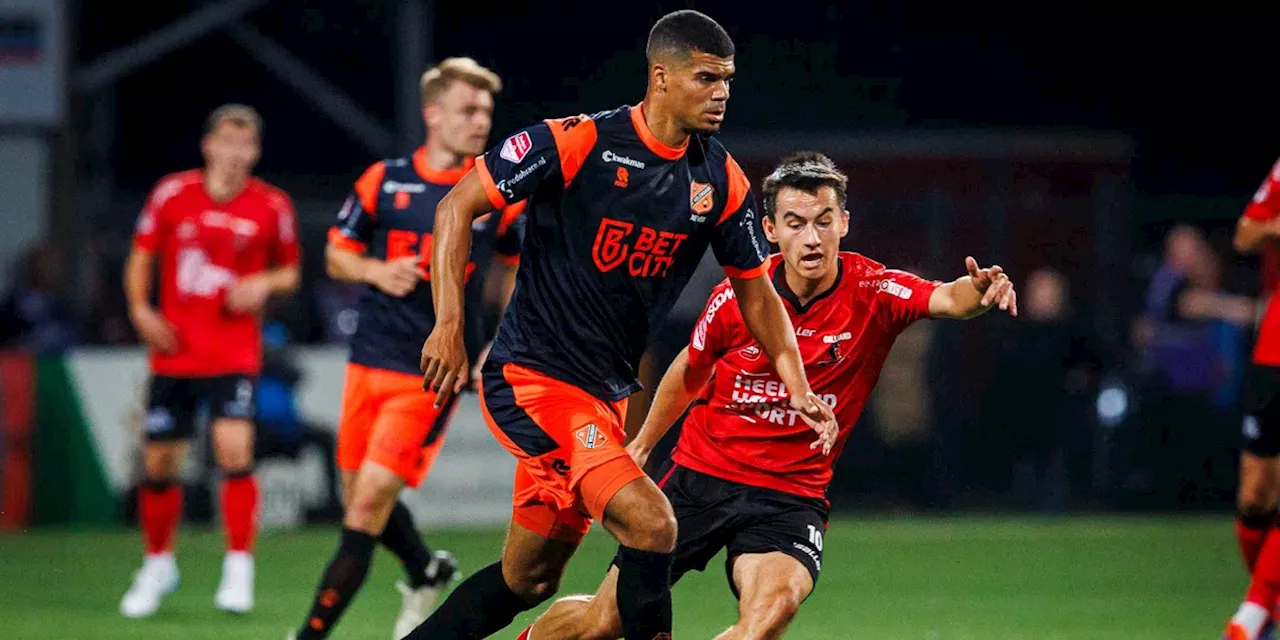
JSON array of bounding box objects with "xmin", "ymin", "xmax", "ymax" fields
[
  {"xmin": 717, "ymin": 553, "xmax": 813, "ymax": 640},
  {"xmin": 526, "ymin": 568, "xmax": 624, "ymax": 640},
  {"xmin": 602, "ymin": 476, "xmax": 677, "ymax": 640}
]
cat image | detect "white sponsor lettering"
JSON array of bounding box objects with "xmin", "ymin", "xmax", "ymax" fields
[
  {"xmin": 383, "ymin": 180, "xmax": 427, "ymax": 194},
  {"xmin": 602, "ymin": 150, "xmax": 646, "ymax": 169},
  {"xmin": 692, "ymin": 287, "xmax": 736, "ymax": 351},
  {"xmin": 175, "ymin": 248, "xmax": 236, "ymax": 298},
  {"xmin": 496, "ymin": 156, "xmax": 547, "ymax": 201},
  {"xmin": 823, "ymin": 332, "xmax": 852, "ymax": 344},
  {"xmin": 500, "ymin": 131, "xmax": 533, "ymax": 164},
  {"xmin": 796, "ymin": 327, "xmax": 815, "ymax": 337},
  {"xmin": 728, "ymin": 373, "xmax": 839, "ymax": 427},
  {"xmin": 877, "ymin": 279, "xmax": 913, "ymax": 300}
]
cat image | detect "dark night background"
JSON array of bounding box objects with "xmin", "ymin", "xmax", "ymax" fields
[{"xmin": 76, "ymin": 1, "xmax": 1280, "ymax": 204}]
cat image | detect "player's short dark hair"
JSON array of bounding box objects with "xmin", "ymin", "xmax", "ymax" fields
[
  {"xmin": 646, "ymin": 10, "xmax": 734, "ymax": 64},
  {"xmin": 204, "ymin": 103, "xmax": 262, "ymax": 136},
  {"xmin": 761, "ymin": 152, "xmax": 849, "ymax": 219}
]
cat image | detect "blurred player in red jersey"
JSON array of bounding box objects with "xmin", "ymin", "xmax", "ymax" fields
[
  {"xmin": 119, "ymin": 104, "xmax": 301, "ymax": 618},
  {"xmin": 521, "ymin": 152, "xmax": 1018, "ymax": 640},
  {"xmin": 1224, "ymin": 158, "xmax": 1280, "ymax": 640},
  {"xmin": 411, "ymin": 11, "xmax": 836, "ymax": 640},
  {"xmin": 288, "ymin": 58, "xmax": 525, "ymax": 640}
]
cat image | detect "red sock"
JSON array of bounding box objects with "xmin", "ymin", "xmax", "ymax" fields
[
  {"xmin": 1247, "ymin": 530, "xmax": 1280, "ymax": 609},
  {"xmin": 139, "ymin": 482, "xmax": 182, "ymax": 555},
  {"xmin": 1239, "ymin": 518, "xmax": 1272, "ymax": 572},
  {"xmin": 221, "ymin": 472, "xmax": 259, "ymax": 553}
]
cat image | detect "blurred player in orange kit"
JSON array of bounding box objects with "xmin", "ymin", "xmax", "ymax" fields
[{"xmin": 120, "ymin": 103, "xmax": 301, "ymax": 618}]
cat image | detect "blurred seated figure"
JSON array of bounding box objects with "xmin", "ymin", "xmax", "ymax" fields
[{"xmin": 0, "ymin": 243, "xmax": 80, "ymax": 354}]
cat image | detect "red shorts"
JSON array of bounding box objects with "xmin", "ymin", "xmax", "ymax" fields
[
  {"xmin": 335, "ymin": 363, "xmax": 457, "ymax": 488},
  {"xmin": 479, "ymin": 362, "xmax": 645, "ymax": 544}
]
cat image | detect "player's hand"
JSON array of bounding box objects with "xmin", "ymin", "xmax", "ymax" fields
[
  {"xmin": 792, "ymin": 391, "xmax": 837, "ymax": 455},
  {"xmin": 965, "ymin": 256, "xmax": 1018, "ymax": 317},
  {"xmin": 226, "ymin": 274, "xmax": 272, "ymax": 314},
  {"xmin": 366, "ymin": 257, "xmax": 423, "ymax": 298},
  {"xmin": 421, "ymin": 324, "xmax": 469, "ymax": 409},
  {"xmin": 129, "ymin": 304, "xmax": 177, "ymax": 354},
  {"xmin": 626, "ymin": 440, "xmax": 652, "ymax": 470}
]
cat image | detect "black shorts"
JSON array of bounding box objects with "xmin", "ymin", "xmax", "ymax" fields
[
  {"xmin": 613, "ymin": 463, "xmax": 828, "ymax": 598},
  {"xmin": 143, "ymin": 375, "xmax": 258, "ymax": 442},
  {"xmin": 1245, "ymin": 365, "xmax": 1280, "ymax": 457}
]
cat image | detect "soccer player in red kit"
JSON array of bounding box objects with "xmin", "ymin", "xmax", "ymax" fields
[
  {"xmin": 523, "ymin": 152, "xmax": 1018, "ymax": 640},
  {"xmin": 289, "ymin": 57, "xmax": 524, "ymax": 640},
  {"xmin": 411, "ymin": 11, "xmax": 836, "ymax": 640},
  {"xmin": 1224, "ymin": 157, "xmax": 1280, "ymax": 640},
  {"xmin": 119, "ymin": 104, "xmax": 300, "ymax": 618}
]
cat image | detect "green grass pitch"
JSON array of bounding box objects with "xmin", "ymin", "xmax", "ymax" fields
[{"xmin": 0, "ymin": 516, "xmax": 1247, "ymax": 639}]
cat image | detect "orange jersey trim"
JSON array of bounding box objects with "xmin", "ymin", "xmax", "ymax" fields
[
  {"xmin": 498, "ymin": 200, "xmax": 527, "ymax": 237},
  {"xmin": 718, "ymin": 154, "xmax": 752, "ymax": 226},
  {"xmin": 413, "ymin": 147, "xmax": 473, "ymax": 185},
  {"xmin": 724, "ymin": 262, "xmax": 768, "ymax": 280},
  {"xmin": 545, "ymin": 115, "xmax": 598, "ymax": 189},
  {"xmin": 327, "ymin": 226, "xmax": 368, "ymax": 254},
  {"xmin": 475, "ymin": 156, "xmax": 509, "ymax": 210},
  {"xmin": 496, "ymin": 253, "xmax": 520, "ymax": 266},
  {"xmin": 354, "ymin": 161, "xmax": 386, "ymax": 218},
  {"xmin": 629, "ymin": 105, "xmax": 687, "ymax": 160}
]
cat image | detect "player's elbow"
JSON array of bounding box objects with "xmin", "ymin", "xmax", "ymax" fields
[
  {"xmin": 278, "ymin": 265, "xmax": 301, "ymax": 293},
  {"xmin": 1234, "ymin": 232, "xmax": 1259, "ymax": 255}
]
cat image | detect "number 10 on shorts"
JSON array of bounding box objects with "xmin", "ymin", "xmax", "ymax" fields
[{"xmin": 806, "ymin": 524, "xmax": 824, "ymax": 551}]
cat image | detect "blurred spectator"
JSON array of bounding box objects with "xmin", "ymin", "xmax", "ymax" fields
[
  {"xmin": 1131, "ymin": 225, "xmax": 1252, "ymax": 507},
  {"xmin": 84, "ymin": 228, "xmax": 136, "ymax": 345},
  {"xmin": 980, "ymin": 268, "xmax": 1105, "ymax": 511},
  {"xmin": 0, "ymin": 243, "xmax": 81, "ymax": 353}
]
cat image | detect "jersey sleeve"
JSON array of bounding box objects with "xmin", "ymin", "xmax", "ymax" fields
[
  {"xmin": 877, "ymin": 269, "xmax": 942, "ymax": 329},
  {"xmin": 1244, "ymin": 158, "xmax": 1280, "ymax": 222},
  {"xmin": 269, "ymin": 190, "xmax": 301, "ymax": 266},
  {"xmin": 328, "ymin": 162, "xmax": 384, "ymax": 253},
  {"xmin": 476, "ymin": 115, "xmax": 597, "ymax": 210},
  {"xmin": 710, "ymin": 155, "xmax": 769, "ymax": 279},
  {"xmin": 132, "ymin": 177, "xmax": 182, "ymax": 253},
  {"xmin": 493, "ymin": 200, "xmax": 527, "ymax": 265},
  {"xmin": 687, "ymin": 281, "xmax": 741, "ymax": 369}
]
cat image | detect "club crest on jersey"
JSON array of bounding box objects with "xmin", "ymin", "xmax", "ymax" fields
[
  {"xmin": 500, "ymin": 131, "xmax": 533, "ymax": 164},
  {"xmin": 576, "ymin": 423, "xmax": 607, "ymax": 450},
  {"xmin": 690, "ymin": 181, "xmax": 714, "ymax": 214},
  {"xmin": 739, "ymin": 344, "xmax": 761, "ymax": 361}
]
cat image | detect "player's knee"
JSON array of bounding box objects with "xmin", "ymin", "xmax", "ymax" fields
[
  {"xmin": 507, "ymin": 564, "xmax": 566, "ymax": 604},
  {"xmin": 344, "ymin": 475, "xmax": 401, "ymax": 533},
  {"xmin": 1239, "ymin": 480, "xmax": 1278, "ymax": 514},
  {"xmin": 615, "ymin": 497, "xmax": 677, "ymax": 553}
]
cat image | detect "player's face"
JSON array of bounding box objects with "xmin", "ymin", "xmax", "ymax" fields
[
  {"xmin": 425, "ymin": 80, "xmax": 495, "ymax": 158},
  {"xmin": 201, "ymin": 121, "xmax": 260, "ymax": 179},
  {"xmin": 763, "ymin": 186, "xmax": 849, "ymax": 281},
  {"xmin": 664, "ymin": 52, "xmax": 734, "ymax": 134}
]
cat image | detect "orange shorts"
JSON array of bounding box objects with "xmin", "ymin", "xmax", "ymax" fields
[
  {"xmin": 336, "ymin": 363, "xmax": 458, "ymax": 488},
  {"xmin": 479, "ymin": 362, "xmax": 645, "ymax": 544}
]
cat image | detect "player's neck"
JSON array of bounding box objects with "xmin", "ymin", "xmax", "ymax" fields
[
  {"xmin": 423, "ymin": 141, "xmax": 466, "ymax": 171},
  {"xmin": 785, "ymin": 267, "xmax": 839, "ymax": 306},
  {"xmin": 204, "ymin": 171, "xmax": 248, "ymax": 203},
  {"xmin": 638, "ymin": 99, "xmax": 691, "ymax": 150}
]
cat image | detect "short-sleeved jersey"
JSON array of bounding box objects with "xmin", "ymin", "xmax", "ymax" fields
[
  {"xmin": 329, "ymin": 148, "xmax": 525, "ymax": 375},
  {"xmin": 476, "ymin": 105, "xmax": 769, "ymax": 401},
  {"xmin": 1245, "ymin": 157, "xmax": 1280, "ymax": 366},
  {"xmin": 133, "ymin": 170, "xmax": 300, "ymax": 377},
  {"xmin": 673, "ymin": 253, "xmax": 941, "ymax": 500}
]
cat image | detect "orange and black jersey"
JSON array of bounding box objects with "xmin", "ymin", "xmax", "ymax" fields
[
  {"xmin": 477, "ymin": 105, "xmax": 769, "ymax": 401},
  {"xmin": 330, "ymin": 148, "xmax": 525, "ymax": 375}
]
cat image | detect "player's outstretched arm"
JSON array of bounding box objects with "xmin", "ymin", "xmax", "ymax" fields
[
  {"xmin": 421, "ymin": 169, "xmax": 492, "ymax": 407},
  {"xmin": 730, "ymin": 274, "xmax": 837, "ymax": 453},
  {"xmin": 627, "ymin": 347, "xmax": 714, "ymax": 469},
  {"xmin": 928, "ymin": 256, "xmax": 1018, "ymax": 320}
]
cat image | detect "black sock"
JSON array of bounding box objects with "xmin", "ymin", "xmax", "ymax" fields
[
  {"xmin": 616, "ymin": 546, "xmax": 673, "ymax": 640},
  {"xmin": 379, "ymin": 501, "xmax": 434, "ymax": 588},
  {"xmin": 296, "ymin": 528, "xmax": 377, "ymax": 639},
  {"xmin": 403, "ymin": 561, "xmax": 533, "ymax": 639},
  {"xmin": 1240, "ymin": 506, "xmax": 1277, "ymax": 530}
]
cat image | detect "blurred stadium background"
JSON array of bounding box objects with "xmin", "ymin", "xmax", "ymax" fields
[{"xmin": 1, "ymin": 1, "xmax": 1277, "ymax": 637}]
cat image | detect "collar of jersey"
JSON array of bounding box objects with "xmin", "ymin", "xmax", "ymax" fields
[
  {"xmin": 413, "ymin": 147, "xmax": 474, "ymax": 185},
  {"xmin": 629, "ymin": 105, "xmax": 688, "ymax": 160},
  {"xmin": 773, "ymin": 256, "xmax": 844, "ymax": 314}
]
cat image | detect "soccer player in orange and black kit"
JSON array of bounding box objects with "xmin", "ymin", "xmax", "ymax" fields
[
  {"xmin": 411, "ymin": 11, "xmax": 837, "ymax": 640},
  {"xmin": 289, "ymin": 58, "xmax": 525, "ymax": 640},
  {"xmin": 1224, "ymin": 158, "xmax": 1280, "ymax": 640},
  {"xmin": 120, "ymin": 104, "xmax": 301, "ymax": 618},
  {"xmin": 521, "ymin": 152, "xmax": 1018, "ymax": 640}
]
